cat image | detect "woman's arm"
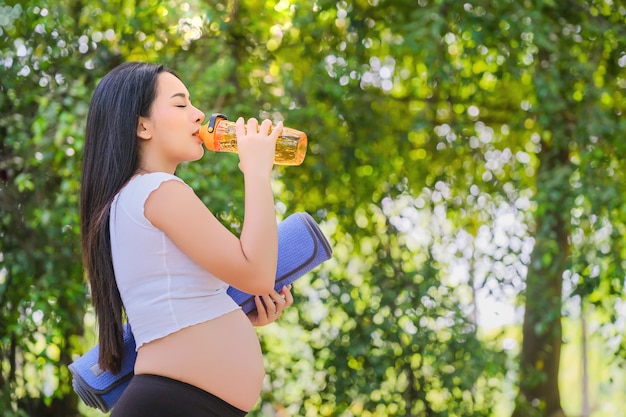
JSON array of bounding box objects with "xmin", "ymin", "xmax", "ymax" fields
[{"xmin": 144, "ymin": 118, "xmax": 282, "ymax": 295}]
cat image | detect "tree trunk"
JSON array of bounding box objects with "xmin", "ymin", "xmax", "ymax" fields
[
  {"xmin": 512, "ymin": 143, "xmax": 570, "ymax": 417},
  {"xmin": 581, "ymin": 301, "xmax": 589, "ymax": 417}
]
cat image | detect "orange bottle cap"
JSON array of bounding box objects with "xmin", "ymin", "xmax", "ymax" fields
[{"xmin": 199, "ymin": 113, "xmax": 228, "ymax": 151}]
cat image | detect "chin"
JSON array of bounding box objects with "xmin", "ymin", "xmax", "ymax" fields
[
  {"xmin": 184, "ymin": 143, "xmax": 204, "ymax": 159},
  {"xmin": 191, "ymin": 148, "xmax": 205, "ymax": 161}
]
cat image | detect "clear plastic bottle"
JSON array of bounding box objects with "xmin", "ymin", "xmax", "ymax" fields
[{"xmin": 199, "ymin": 113, "xmax": 307, "ymax": 166}]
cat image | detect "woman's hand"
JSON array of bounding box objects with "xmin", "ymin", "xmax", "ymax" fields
[
  {"xmin": 247, "ymin": 285, "xmax": 293, "ymax": 326},
  {"xmin": 236, "ymin": 117, "xmax": 283, "ymax": 176}
]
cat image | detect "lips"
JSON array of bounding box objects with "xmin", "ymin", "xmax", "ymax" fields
[{"xmin": 192, "ymin": 129, "xmax": 203, "ymax": 144}]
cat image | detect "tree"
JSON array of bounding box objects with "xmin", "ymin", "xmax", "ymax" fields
[
  {"xmin": 0, "ymin": 1, "xmax": 199, "ymax": 415},
  {"xmin": 275, "ymin": 1, "xmax": 626, "ymax": 415},
  {"xmin": 1, "ymin": 1, "xmax": 625, "ymax": 416},
  {"xmin": 506, "ymin": 3, "xmax": 626, "ymax": 415}
]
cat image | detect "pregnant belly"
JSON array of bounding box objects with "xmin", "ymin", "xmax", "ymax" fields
[{"xmin": 134, "ymin": 309, "xmax": 265, "ymax": 411}]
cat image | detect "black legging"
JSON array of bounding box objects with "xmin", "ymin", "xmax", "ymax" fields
[{"xmin": 111, "ymin": 374, "xmax": 247, "ymax": 417}]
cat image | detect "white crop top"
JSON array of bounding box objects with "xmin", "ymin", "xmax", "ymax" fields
[{"xmin": 109, "ymin": 172, "xmax": 240, "ymax": 350}]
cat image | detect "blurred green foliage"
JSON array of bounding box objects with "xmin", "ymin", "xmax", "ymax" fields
[{"xmin": 1, "ymin": 1, "xmax": 625, "ymax": 416}]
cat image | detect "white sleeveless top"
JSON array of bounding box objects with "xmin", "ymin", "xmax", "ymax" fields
[{"xmin": 109, "ymin": 172, "xmax": 240, "ymax": 350}]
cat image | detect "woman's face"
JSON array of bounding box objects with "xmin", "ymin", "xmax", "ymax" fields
[{"xmin": 137, "ymin": 72, "xmax": 206, "ymax": 170}]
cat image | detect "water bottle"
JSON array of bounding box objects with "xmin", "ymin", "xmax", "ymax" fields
[{"xmin": 199, "ymin": 113, "xmax": 307, "ymax": 166}]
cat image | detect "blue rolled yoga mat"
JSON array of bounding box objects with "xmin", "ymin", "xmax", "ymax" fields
[
  {"xmin": 228, "ymin": 211, "xmax": 333, "ymax": 313},
  {"xmin": 69, "ymin": 212, "xmax": 332, "ymax": 412}
]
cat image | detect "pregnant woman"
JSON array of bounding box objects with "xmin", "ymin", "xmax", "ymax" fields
[{"xmin": 80, "ymin": 61, "xmax": 293, "ymax": 416}]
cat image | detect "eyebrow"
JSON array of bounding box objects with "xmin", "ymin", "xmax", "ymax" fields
[{"xmin": 170, "ymin": 92, "xmax": 189, "ymax": 100}]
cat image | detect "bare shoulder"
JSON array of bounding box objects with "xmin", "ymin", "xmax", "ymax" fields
[{"xmin": 143, "ymin": 178, "xmax": 206, "ymax": 228}]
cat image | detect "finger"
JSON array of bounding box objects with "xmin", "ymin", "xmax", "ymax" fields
[
  {"xmin": 246, "ymin": 117, "xmax": 259, "ymax": 134},
  {"xmin": 270, "ymin": 289, "xmax": 290, "ymax": 316},
  {"xmin": 261, "ymin": 294, "xmax": 279, "ymax": 316},
  {"xmin": 255, "ymin": 296, "xmax": 273, "ymax": 322},
  {"xmin": 259, "ymin": 119, "xmax": 272, "ymax": 135},
  {"xmin": 271, "ymin": 289, "xmax": 286, "ymax": 303},
  {"xmin": 253, "ymin": 296, "xmax": 266, "ymax": 316},
  {"xmin": 280, "ymin": 285, "xmax": 294, "ymax": 305},
  {"xmin": 235, "ymin": 117, "xmax": 246, "ymax": 137},
  {"xmin": 250, "ymin": 296, "xmax": 269, "ymax": 326},
  {"xmin": 269, "ymin": 121, "xmax": 283, "ymax": 140}
]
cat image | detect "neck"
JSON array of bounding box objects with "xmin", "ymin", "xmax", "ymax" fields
[{"xmin": 135, "ymin": 167, "xmax": 152, "ymax": 175}]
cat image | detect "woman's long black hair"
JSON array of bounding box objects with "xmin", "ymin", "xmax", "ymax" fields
[{"xmin": 80, "ymin": 62, "xmax": 175, "ymax": 373}]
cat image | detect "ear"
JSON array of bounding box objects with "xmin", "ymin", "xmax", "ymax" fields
[{"xmin": 136, "ymin": 116, "xmax": 152, "ymax": 140}]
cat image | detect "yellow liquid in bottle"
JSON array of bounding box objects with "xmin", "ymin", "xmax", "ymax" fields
[{"xmin": 200, "ymin": 119, "xmax": 307, "ymax": 166}]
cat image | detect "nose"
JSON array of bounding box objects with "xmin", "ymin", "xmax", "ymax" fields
[{"xmin": 195, "ymin": 108, "xmax": 205, "ymax": 124}]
